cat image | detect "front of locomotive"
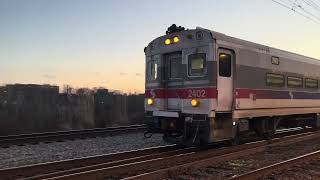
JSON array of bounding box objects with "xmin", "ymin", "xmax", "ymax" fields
[{"xmin": 144, "ymin": 25, "xmax": 216, "ymax": 145}]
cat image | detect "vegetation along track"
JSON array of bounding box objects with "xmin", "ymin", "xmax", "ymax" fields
[
  {"xmin": 0, "ymin": 124, "xmax": 146, "ymax": 148},
  {"xmin": 2, "ymin": 128, "xmax": 316, "ymax": 180}
]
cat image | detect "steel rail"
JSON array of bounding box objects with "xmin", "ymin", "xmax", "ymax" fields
[
  {"xmin": 45, "ymin": 130, "xmax": 320, "ymax": 180},
  {"xmin": 0, "ymin": 127, "xmax": 315, "ymax": 180},
  {"xmin": 0, "ymin": 124, "xmax": 146, "ymax": 147},
  {"xmin": 24, "ymin": 145, "xmax": 198, "ymax": 180},
  {"xmin": 229, "ymin": 150, "xmax": 320, "ymax": 180},
  {"xmin": 0, "ymin": 144, "xmax": 180, "ymax": 180},
  {"xmin": 123, "ymin": 131, "xmax": 320, "ymax": 180}
]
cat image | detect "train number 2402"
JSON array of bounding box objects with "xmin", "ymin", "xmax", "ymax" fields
[{"xmin": 188, "ymin": 89, "xmax": 206, "ymax": 98}]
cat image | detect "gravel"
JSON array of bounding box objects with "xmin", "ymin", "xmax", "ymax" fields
[
  {"xmin": 170, "ymin": 137, "xmax": 320, "ymax": 180},
  {"xmin": 262, "ymin": 158, "xmax": 320, "ymax": 179},
  {"xmin": 0, "ymin": 133, "xmax": 169, "ymax": 169}
]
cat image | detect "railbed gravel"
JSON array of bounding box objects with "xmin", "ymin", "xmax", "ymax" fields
[
  {"xmin": 170, "ymin": 137, "xmax": 320, "ymax": 180},
  {"xmin": 0, "ymin": 133, "xmax": 169, "ymax": 169},
  {"xmin": 260, "ymin": 158, "xmax": 320, "ymax": 179}
]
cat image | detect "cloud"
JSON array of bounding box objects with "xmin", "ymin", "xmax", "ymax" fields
[
  {"xmin": 42, "ymin": 74, "xmax": 56, "ymax": 79},
  {"xmin": 119, "ymin": 73, "xmax": 128, "ymax": 76}
]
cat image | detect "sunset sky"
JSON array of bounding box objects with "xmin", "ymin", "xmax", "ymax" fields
[{"xmin": 0, "ymin": 0, "xmax": 319, "ymax": 93}]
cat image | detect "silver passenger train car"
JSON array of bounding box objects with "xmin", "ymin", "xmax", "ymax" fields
[{"xmin": 144, "ymin": 24, "xmax": 320, "ymax": 145}]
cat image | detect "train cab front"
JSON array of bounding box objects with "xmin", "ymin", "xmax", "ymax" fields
[{"xmin": 144, "ymin": 25, "xmax": 216, "ymax": 145}]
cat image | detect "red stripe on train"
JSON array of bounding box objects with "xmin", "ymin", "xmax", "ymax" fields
[
  {"xmin": 236, "ymin": 88, "xmax": 251, "ymax": 98},
  {"xmin": 236, "ymin": 88, "xmax": 294, "ymax": 99},
  {"xmin": 145, "ymin": 87, "xmax": 217, "ymax": 99}
]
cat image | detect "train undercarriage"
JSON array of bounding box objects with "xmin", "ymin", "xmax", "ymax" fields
[{"xmin": 145, "ymin": 112, "xmax": 320, "ymax": 145}]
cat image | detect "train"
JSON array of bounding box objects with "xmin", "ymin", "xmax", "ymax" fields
[{"xmin": 144, "ymin": 24, "xmax": 320, "ymax": 145}]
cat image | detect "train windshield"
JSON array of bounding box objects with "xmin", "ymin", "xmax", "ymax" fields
[{"xmin": 188, "ymin": 53, "xmax": 206, "ymax": 76}]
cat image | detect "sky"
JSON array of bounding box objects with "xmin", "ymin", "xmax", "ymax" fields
[{"xmin": 0, "ymin": 0, "xmax": 319, "ymax": 93}]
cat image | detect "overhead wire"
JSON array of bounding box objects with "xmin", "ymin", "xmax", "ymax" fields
[
  {"xmin": 291, "ymin": 0, "xmax": 320, "ymax": 21},
  {"xmin": 271, "ymin": 0, "xmax": 320, "ymax": 24},
  {"xmin": 301, "ymin": 0, "xmax": 320, "ymax": 12},
  {"xmin": 308, "ymin": 0, "xmax": 320, "ymax": 10}
]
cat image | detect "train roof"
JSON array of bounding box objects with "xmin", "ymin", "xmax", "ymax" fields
[{"xmin": 199, "ymin": 27, "xmax": 320, "ymax": 66}]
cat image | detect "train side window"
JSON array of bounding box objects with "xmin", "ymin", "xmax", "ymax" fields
[
  {"xmin": 305, "ymin": 78, "xmax": 318, "ymax": 89},
  {"xmin": 287, "ymin": 76, "xmax": 303, "ymax": 88},
  {"xmin": 219, "ymin": 53, "xmax": 231, "ymax": 77},
  {"xmin": 148, "ymin": 61, "xmax": 157, "ymax": 80},
  {"xmin": 266, "ymin": 73, "xmax": 284, "ymax": 87},
  {"xmin": 188, "ymin": 53, "xmax": 206, "ymax": 76}
]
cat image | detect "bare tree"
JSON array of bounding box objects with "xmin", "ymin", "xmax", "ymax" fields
[{"xmin": 62, "ymin": 85, "xmax": 74, "ymax": 94}]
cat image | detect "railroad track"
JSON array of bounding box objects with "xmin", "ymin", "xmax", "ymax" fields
[
  {"xmin": 0, "ymin": 124, "xmax": 146, "ymax": 148},
  {"xmin": 230, "ymin": 149, "xmax": 320, "ymax": 180},
  {"xmin": 0, "ymin": 144, "xmax": 184, "ymax": 180},
  {"xmin": 108, "ymin": 130, "xmax": 320, "ymax": 180},
  {"xmin": 0, "ymin": 127, "xmax": 317, "ymax": 180}
]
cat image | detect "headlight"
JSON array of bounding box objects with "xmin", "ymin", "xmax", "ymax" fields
[
  {"xmin": 191, "ymin": 99, "xmax": 200, "ymax": 107},
  {"xmin": 164, "ymin": 36, "xmax": 180, "ymax": 45},
  {"xmin": 173, "ymin": 36, "xmax": 180, "ymax": 43},
  {"xmin": 147, "ymin": 98, "xmax": 154, "ymax": 105},
  {"xmin": 164, "ymin": 38, "xmax": 171, "ymax": 45}
]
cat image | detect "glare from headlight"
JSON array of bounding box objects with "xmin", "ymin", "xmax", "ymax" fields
[{"xmin": 147, "ymin": 98, "xmax": 154, "ymax": 105}]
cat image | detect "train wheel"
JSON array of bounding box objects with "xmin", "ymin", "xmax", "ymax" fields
[
  {"xmin": 263, "ymin": 130, "xmax": 275, "ymax": 140},
  {"xmin": 230, "ymin": 136, "xmax": 240, "ymax": 145},
  {"xmin": 162, "ymin": 133, "xmax": 169, "ymax": 141},
  {"xmin": 253, "ymin": 117, "xmax": 276, "ymax": 140}
]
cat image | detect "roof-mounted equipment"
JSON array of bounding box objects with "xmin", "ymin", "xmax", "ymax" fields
[{"xmin": 166, "ymin": 24, "xmax": 185, "ymax": 35}]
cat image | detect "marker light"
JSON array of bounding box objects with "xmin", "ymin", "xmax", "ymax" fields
[
  {"xmin": 173, "ymin": 36, "xmax": 180, "ymax": 43},
  {"xmin": 191, "ymin": 99, "xmax": 200, "ymax": 107},
  {"xmin": 164, "ymin": 38, "xmax": 171, "ymax": 45},
  {"xmin": 147, "ymin": 98, "xmax": 154, "ymax": 105}
]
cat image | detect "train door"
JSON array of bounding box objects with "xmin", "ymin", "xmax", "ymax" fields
[
  {"xmin": 216, "ymin": 49, "xmax": 234, "ymax": 112},
  {"xmin": 163, "ymin": 52, "xmax": 182, "ymax": 111}
]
